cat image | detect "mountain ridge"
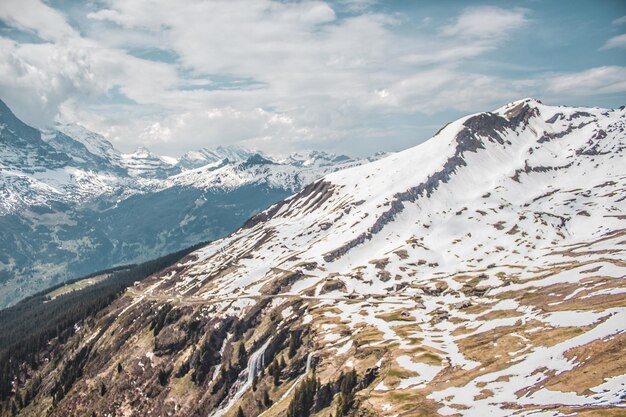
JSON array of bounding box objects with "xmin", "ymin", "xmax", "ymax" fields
[{"xmin": 4, "ymin": 98, "xmax": 622, "ymax": 416}]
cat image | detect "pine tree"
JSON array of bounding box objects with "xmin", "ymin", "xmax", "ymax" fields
[
  {"xmin": 286, "ymin": 375, "xmax": 318, "ymax": 417},
  {"xmin": 99, "ymin": 382, "xmax": 107, "ymax": 396},
  {"xmin": 270, "ymin": 358, "xmax": 280, "ymax": 386},
  {"xmin": 24, "ymin": 388, "xmax": 31, "ymax": 406},
  {"xmin": 263, "ymin": 390, "xmax": 272, "ymax": 407},
  {"xmin": 335, "ymin": 369, "xmax": 358, "ymax": 417},
  {"xmin": 339, "ymin": 369, "xmax": 357, "ymax": 394},
  {"xmin": 117, "ymin": 362, "xmax": 123, "ymax": 374},
  {"xmin": 288, "ymin": 332, "xmax": 301, "ymax": 358},
  {"xmin": 158, "ymin": 368, "xmax": 170, "ymax": 386},
  {"xmin": 273, "ymin": 367, "xmax": 280, "ymax": 386},
  {"xmin": 236, "ymin": 406, "xmax": 245, "ymax": 417},
  {"xmin": 335, "ymin": 393, "xmax": 345, "ymax": 417},
  {"xmin": 238, "ymin": 343, "xmax": 247, "ymax": 362}
]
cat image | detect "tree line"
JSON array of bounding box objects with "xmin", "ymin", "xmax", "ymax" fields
[{"xmin": 0, "ymin": 240, "xmax": 209, "ymax": 406}]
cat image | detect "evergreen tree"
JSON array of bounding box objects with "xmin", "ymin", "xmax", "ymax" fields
[
  {"xmin": 286, "ymin": 375, "xmax": 318, "ymax": 417},
  {"xmin": 288, "ymin": 331, "xmax": 301, "ymax": 358},
  {"xmin": 236, "ymin": 406, "xmax": 245, "ymax": 417},
  {"xmin": 273, "ymin": 367, "xmax": 280, "ymax": 386},
  {"xmin": 158, "ymin": 368, "xmax": 171, "ymax": 386},
  {"xmin": 335, "ymin": 392, "xmax": 346, "ymax": 417},
  {"xmin": 339, "ymin": 369, "xmax": 357, "ymax": 394},
  {"xmin": 238, "ymin": 343, "xmax": 247, "ymax": 362},
  {"xmin": 117, "ymin": 362, "xmax": 123, "ymax": 374},
  {"xmin": 335, "ymin": 369, "xmax": 358, "ymax": 417},
  {"xmin": 270, "ymin": 358, "xmax": 280, "ymax": 386}
]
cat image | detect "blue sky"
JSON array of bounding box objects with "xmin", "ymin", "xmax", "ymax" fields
[{"xmin": 0, "ymin": 0, "xmax": 624, "ymax": 157}]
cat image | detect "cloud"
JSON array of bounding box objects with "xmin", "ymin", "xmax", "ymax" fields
[
  {"xmin": 338, "ymin": 0, "xmax": 379, "ymax": 12},
  {"xmin": 441, "ymin": 6, "xmax": 529, "ymax": 40},
  {"xmin": 0, "ymin": 34, "xmax": 179, "ymax": 127},
  {"xmin": 0, "ymin": 0, "xmax": 76, "ymax": 41},
  {"xmin": 370, "ymin": 70, "xmax": 526, "ymax": 114},
  {"xmin": 601, "ymin": 33, "xmax": 626, "ymax": 50},
  {"xmin": 0, "ymin": 1, "xmax": 622, "ymax": 157},
  {"xmin": 546, "ymin": 66, "xmax": 626, "ymax": 96},
  {"xmin": 612, "ymin": 16, "xmax": 626, "ymax": 25},
  {"xmin": 402, "ymin": 6, "xmax": 529, "ymax": 67}
]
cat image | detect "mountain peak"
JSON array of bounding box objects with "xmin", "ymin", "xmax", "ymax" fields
[
  {"xmin": 178, "ymin": 144, "xmax": 256, "ymax": 170},
  {"xmin": 120, "ymin": 146, "xmax": 180, "ymax": 178},
  {"xmin": 132, "ymin": 145, "xmax": 152, "ymax": 156},
  {"xmin": 53, "ymin": 122, "xmax": 122, "ymax": 165},
  {"xmin": 238, "ymin": 153, "xmax": 275, "ymax": 169}
]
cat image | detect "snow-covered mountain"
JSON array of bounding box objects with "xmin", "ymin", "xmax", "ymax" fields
[
  {"xmin": 53, "ymin": 123, "xmax": 125, "ymax": 168},
  {"xmin": 0, "ymin": 98, "xmax": 370, "ymax": 307},
  {"xmin": 0, "ymin": 102, "xmax": 127, "ymax": 215},
  {"xmin": 27, "ymin": 99, "xmax": 625, "ymax": 416},
  {"xmin": 0, "ymin": 99, "xmax": 71, "ymax": 173},
  {"xmin": 120, "ymin": 146, "xmax": 179, "ymax": 179},
  {"xmin": 277, "ymin": 149, "xmax": 353, "ymax": 167},
  {"xmin": 177, "ymin": 145, "xmax": 258, "ymax": 170}
]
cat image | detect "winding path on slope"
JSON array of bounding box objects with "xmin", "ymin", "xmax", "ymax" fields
[{"xmin": 124, "ymin": 286, "xmax": 422, "ymax": 307}]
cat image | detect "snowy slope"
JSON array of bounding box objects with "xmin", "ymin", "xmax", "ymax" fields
[
  {"xmin": 53, "ymin": 123, "xmax": 124, "ymax": 167},
  {"xmin": 107, "ymin": 99, "xmax": 626, "ymax": 416},
  {"xmin": 163, "ymin": 99, "xmax": 625, "ymax": 298}
]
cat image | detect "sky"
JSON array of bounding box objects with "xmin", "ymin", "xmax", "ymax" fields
[{"xmin": 0, "ymin": 0, "xmax": 624, "ymax": 157}]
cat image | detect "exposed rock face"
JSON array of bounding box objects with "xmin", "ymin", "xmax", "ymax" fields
[{"xmin": 154, "ymin": 326, "xmax": 188, "ymax": 355}]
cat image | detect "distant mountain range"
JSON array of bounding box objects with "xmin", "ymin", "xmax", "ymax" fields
[{"xmin": 0, "ymin": 98, "xmax": 377, "ymax": 307}]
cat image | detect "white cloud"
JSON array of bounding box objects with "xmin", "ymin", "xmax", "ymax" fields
[
  {"xmin": 601, "ymin": 33, "xmax": 626, "ymax": 50},
  {"xmin": 0, "ymin": 35, "xmax": 179, "ymax": 127},
  {"xmin": 402, "ymin": 6, "xmax": 529, "ymax": 67},
  {"xmin": 546, "ymin": 66, "xmax": 626, "ymax": 96},
  {"xmin": 0, "ymin": 1, "xmax": 622, "ymax": 157},
  {"xmin": 441, "ymin": 6, "xmax": 529, "ymax": 40},
  {"xmin": 0, "ymin": 0, "xmax": 76, "ymax": 41},
  {"xmin": 612, "ymin": 16, "xmax": 626, "ymax": 25},
  {"xmin": 369, "ymin": 69, "xmax": 526, "ymax": 114}
]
